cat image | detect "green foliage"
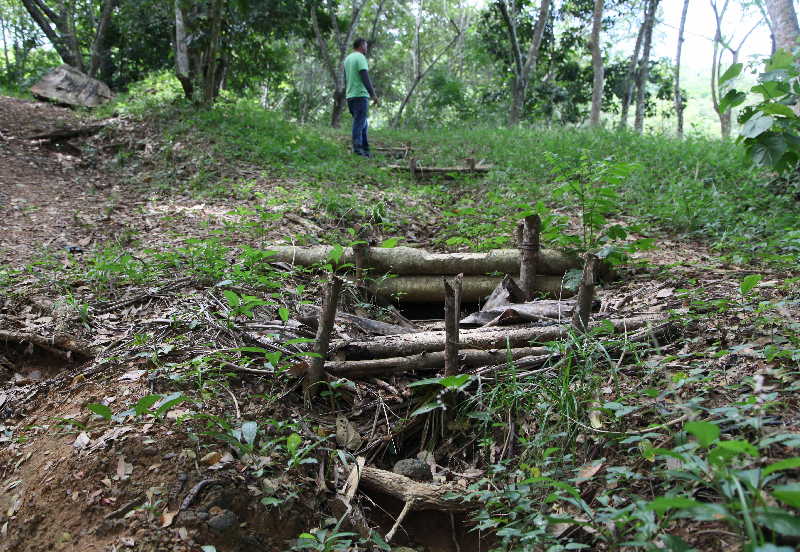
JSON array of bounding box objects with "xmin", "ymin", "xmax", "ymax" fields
[{"xmin": 724, "ymin": 51, "xmax": 800, "ymax": 173}]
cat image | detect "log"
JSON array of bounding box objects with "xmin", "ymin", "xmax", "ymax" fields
[
  {"xmin": 518, "ymin": 214, "xmax": 541, "ymax": 301},
  {"xmin": 360, "ymin": 466, "xmax": 471, "ymax": 511},
  {"xmin": 332, "ymin": 315, "xmax": 661, "ymax": 360},
  {"xmin": 265, "ymin": 245, "xmax": 585, "ymax": 276},
  {"xmin": 326, "ymin": 347, "xmax": 550, "ymax": 377},
  {"xmin": 386, "ymin": 164, "xmax": 493, "ymax": 177},
  {"xmin": 27, "ymin": 124, "xmax": 105, "ymax": 142},
  {"xmin": 370, "ymin": 274, "xmax": 567, "ymax": 303},
  {"xmin": 30, "ymin": 64, "xmax": 112, "ymax": 107},
  {"xmin": 460, "ymin": 300, "xmax": 577, "ymax": 326},
  {"xmin": 443, "ymin": 274, "xmax": 463, "ymax": 376}
]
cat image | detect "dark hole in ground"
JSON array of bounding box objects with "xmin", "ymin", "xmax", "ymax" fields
[
  {"xmin": 0, "ymin": 341, "xmax": 81, "ymax": 385},
  {"xmin": 396, "ymin": 301, "xmax": 481, "ymax": 322}
]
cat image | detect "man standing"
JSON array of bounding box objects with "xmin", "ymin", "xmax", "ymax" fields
[{"xmin": 344, "ymin": 38, "xmax": 379, "ymax": 157}]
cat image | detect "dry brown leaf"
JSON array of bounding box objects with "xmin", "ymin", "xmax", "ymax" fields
[
  {"xmin": 335, "ymin": 415, "xmax": 362, "ymax": 451},
  {"xmin": 116, "ymin": 455, "xmax": 133, "ymax": 481},
  {"xmin": 161, "ymin": 510, "xmax": 178, "ymax": 528}
]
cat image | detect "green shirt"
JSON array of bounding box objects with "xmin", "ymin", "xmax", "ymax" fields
[{"xmin": 344, "ymin": 52, "xmax": 369, "ymax": 99}]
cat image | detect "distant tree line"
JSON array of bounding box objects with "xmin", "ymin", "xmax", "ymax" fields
[{"xmin": 0, "ymin": 0, "xmax": 784, "ymax": 135}]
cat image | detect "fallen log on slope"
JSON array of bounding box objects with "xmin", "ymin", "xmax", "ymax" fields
[
  {"xmin": 369, "ymin": 274, "xmax": 568, "ymax": 302},
  {"xmin": 331, "ymin": 315, "xmax": 660, "ymax": 360},
  {"xmin": 326, "ymin": 346, "xmax": 549, "ymax": 377},
  {"xmin": 265, "ymin": 245, "xmax": 588, "ymax": 276},
  {"xmin": 360, "ymin": 466, "xmax": 471, "ymax": 511}
]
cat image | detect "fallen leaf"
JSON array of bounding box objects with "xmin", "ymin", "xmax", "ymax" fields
[
  {"xmin": 73, "ymin": 432, "xmax": 91, "ymax": 450},
  {"xmin": 576, "ymin": 461, "xmax": 603, "ymax": 484},
  {"xmin": 116, "ymin": 455, "xmax": 133, "ymax": 481},
  {"xmin": 119, "ymin": 370, "xmax": 146, "ymax": 381},
  {"xmin": 201, "ymin": 451, "xmax": 222, "ymax": 466},
  {"xmin": 161, "ymin": 510, "xmax": 178, "ymax": 528},
  {"xmin": 335, "ymin": 415, "xmax": 362, "ymax": 451}
]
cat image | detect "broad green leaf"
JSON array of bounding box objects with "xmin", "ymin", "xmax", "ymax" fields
[
  {"xmin": 328, "ymin": 244, "xmax": 344, "ymax": 264},
  {"xmin": 764, "ymin": 457, "xmax": 800, "ymax": 476},
  {"xmin": 241, "ymin": 421, "xmax": 258, "ymax": 447},
  {"xmin": 380, "ymin": 237, "xmax": 400, "ymax": 248},
  {"xmin": 438, "ymin": 374, "xmax": 473, "ymax": 388},
  {"xmin": 87, "ymin": 403, "xmax": 113, "ymax": 421},
  {"xmin": 773, "ymin": 483, "xmax": 800, "ymax": 508},
  {"xmin": 286, "ymin": 432, "xmax": 302, "ymax": 455},
  {"xmin": 647, "ymin": 496, "xmax": 701, "ymax": 515},
  {"xmin": 410, "ymin": 401, "xmax": 444, "ymax": 416},
  {"xmin": 661, "ymin": 535, "xmax": 695, "ymax": 552},
  {"xmin": 278, "ymin": 307, "xmax": 289, "ymax": 322},
  {"xmin": 749, "ymin": 133, "xmax": 789, "ymax": 167},
  {"xmin": 753, "ymin": 544, "xmax": 796, "ymax": 552},
  {"xmin": 222, "ymin": 289, "xmax": 240, "ymax": 307},
  {"xmin": 740, "ymin": 274, "xmax": 762, "ymax": 295},
  {"xmin": 718, "ymin": 63, "xmax": 743, "ymax": 86},
  {"xmin": 684, "ymin": 421, "xmax": 720, "ymax": 447},
  {"xmin": 767, "ymin": 49, "xmax": 794, "ymax": 71},
  {"xmin": 234, "ymin": 347, "xmax": 269, "ymax": 353},
  {"xmin": 741, "ymin": 114, "xmax": 774, "ymax": 139},
  {"xmin": 134, "ymin": 395, "xmax": 161, "ymax": 416},
  {"xmin": 760, "ymin": 102, "xmax": 797, "ymax": 118},
  {"xmin": 718, "ymin": 90, "xmax": 747, "ymax": 113},
  {"xmin": 155, "ymin": 392, "xmax": 187, "ymax": 418},
  {"xmin": 717, "ymin": 439, "xmax": 759, "ymax": 457},
  {"xmin": 754, "ymin": 508, "xmax": 800, "ymax": 536}
]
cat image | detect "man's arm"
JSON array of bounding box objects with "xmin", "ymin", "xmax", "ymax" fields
[{"xmin": 359, "ymin": 69, "xmax": 376, "ymax": 99}]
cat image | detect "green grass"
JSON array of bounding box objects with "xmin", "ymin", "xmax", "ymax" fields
[{"xmin": 101, "ymin": 81, "xmax": 799, "ymax": 268}]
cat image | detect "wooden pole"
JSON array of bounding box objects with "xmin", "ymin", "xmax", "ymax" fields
[
  {"xmin": 305, "ymin": 275, "xmax": 343, "ymax": 399},
  {"xmin": 519, "ymin": 214, "xmax": 541, "ymax": 301},
  {"xmin": 571, "ymin": 253, "xmax": 598, "ymax": 333},
  {"xmin": 444, "ymin": 274, "xmax": 463, "ymax": 376},
  {"xmin": 409, "ymin": 157, "xmax": 418, "ymax": 181}
]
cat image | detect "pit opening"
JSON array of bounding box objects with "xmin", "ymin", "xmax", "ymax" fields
[{"xmin": 0, "ymin": 340, "xmax": 85, "ymax": 385}]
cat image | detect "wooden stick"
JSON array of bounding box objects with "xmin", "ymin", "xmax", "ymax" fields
[
  {"xmin": 305, "ymin": 276, "xmax": 343, "ymax": 399},
  {"xmin": 519, "ymin": 214, "xmax": 541, "ymax": 301},
  {"xmin": 444, "ymin": 274, "xmax": 463, "ymax": 376},
  {"xmin": 386, "ymin": 499, "xmax": 415, "ymax": 542},
  {"xmin": 360, "ymin": 466, "xmax": 471, "ymax": 511},
  {"xmin": 326, "ymin": 347, "xmax": 548, "ymax": 377},
  {"xmin": 571, "ymin": 253, "xmax": 599, "ymax": 333}
]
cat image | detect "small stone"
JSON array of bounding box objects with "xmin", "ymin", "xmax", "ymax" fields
[
  {"xmin": 206, "ymin": 509, "xmax": 237, "ymax": 532},
  {"xmin": 142, "ymin": 446, "xmax": 158, "ymax": 456},
  {"xmin": 392, "ymin": 459, "xmax": 432, "ymax": 481}
]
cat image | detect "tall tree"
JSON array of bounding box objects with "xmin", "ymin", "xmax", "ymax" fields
[
  {"xmin": 633, "ymin": 0, "xmax": 658, "ymax": 133},
  {"xmin": 618, "ymin": 4, "xmax": 645, "ymax": 130},
  {"xmin": 496, "ymin": 0, "xmax": 551, "ymax": 125},
  {"xmin": 764, "ymin": 0, "xmax": 799, "ymax": 52},
  {"xmin": 589, "ymin": 0, "xmax": 604, "ymax": 126},
  {"xmin": 310, "ymin": 0, "xmax": 368, "ymax": 128},
  {"xmin": 710, "ymin": 0, "xmax": 761, "ymax": 138},
  {"xmin": 392, "ymin": 1, "xmax": 463, "ymax": 127},
  {"xmin": 674, "ymin": 0, "xmax": 688, "ymax": 138},
  {"xmin": 174, "ymin": 0, "xmax": 227, "ymax": 105}
]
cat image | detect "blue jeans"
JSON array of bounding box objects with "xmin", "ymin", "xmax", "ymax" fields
[{"xmin": 347, "ymin": 97, "xmax": 369, "ymax": 155}]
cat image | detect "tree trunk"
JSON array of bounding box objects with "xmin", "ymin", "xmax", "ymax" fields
[
  {"xmin": 174, "ymin": 0, "xmax": 193, "ymax": 100},
  {"xmin": 0, "ymin": 10, "xmax": 10, "ymax": 73},
  {"xmin": 498, "ymin": 0, "xmax": 550, "ymax": 126},
  {"xmin": 765, "ymin": 0, "xmax": 800, "ymax": 53},
  {"xmin": 89, "ymin": 0, "xmax": 116, "ymax": 78},
  {"xmin": 674, "ymin": 0, "xmax": 689, "ymax": 138},
  {"xmin": 618, "ymin": 19, "xmax": 644, "ymax": 130},
  {"xmin": 59, "ymin": 0, "xmax": 84, "ymax": 72},
  {"xmin": 634, "ymin": 0, "xmax": 658, "ymax": 133},
  {"xmin": 19, "ymin": 0, "xmax": 80, "ymax": 68},
  {"xmin": 589, "ymin": 0, "xmax": 605, "ymax": 126},
  {"xmin": 200, "ymin": 0, "xmax": 224, "ymax": 105}
]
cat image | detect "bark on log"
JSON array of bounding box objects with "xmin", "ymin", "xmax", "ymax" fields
[
  {"xmin": 326, "ymin": 346, "xmax": 549, "ymax": 377},
  {"xmin": 27, "ymin": 124, "xmax": 105, "ymax": 141},
  {"xmin": 266, "ymin": 245, "xmax": 586, "ymax": 276},
  {"xmin": 444, "ymin": 274, "xmax": 463, "ymax": 376},
  {"xmin": 518, "ymin": 214, "xmax": 541, "ymax": 301},
  {"xmin": 370, "ymin": 274, "xmax": 567, "ymax": 303},
  {"xmin": 332, "ymin": 316, "xmax": 660, "ymax": 360},
  {"xmin": 360, "ymin": 466, "xmax": 471, "ymax": 511},
  {"xmin": 305, "ymin": 276, "xmax": 343, "ymax": 398},
  {"xmin": 460, "ymin": 300, "xmax": 576, "ymax": 326},
  {"xmin": 572, "ymin": 253, "xmax": 598, "ymax": 333}
]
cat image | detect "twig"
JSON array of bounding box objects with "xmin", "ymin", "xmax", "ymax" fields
[
  {"xmin": 221, "ymin": 385, "xmax": 241, "ymax": 419},
  {"xmin": 385, "ymin": 498, "xmax": 415, "ymax": 542},
  {"xmin": 305, "ymin": 275, "xmax": 343, "ymax": 399},
  {"xmin": 179, "ymin": 479, "xmax": 218, "ymax": 511}
]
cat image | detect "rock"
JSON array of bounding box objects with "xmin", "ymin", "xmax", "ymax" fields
[
  {"xmin": 30, "ymin": 64, "xmax": 112, "ymax": 108},
  {"xmin": 206, "ymin": 509, "xmax": 238, "ymax": 532},
  {"xmin": 392, "ymin": 458, "xmax": 432, "ymax": 481}
]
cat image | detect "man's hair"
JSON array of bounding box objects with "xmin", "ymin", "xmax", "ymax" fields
[{"xmin": 353, "ymin": 38, "xmax": 367, "ymax": 50}]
